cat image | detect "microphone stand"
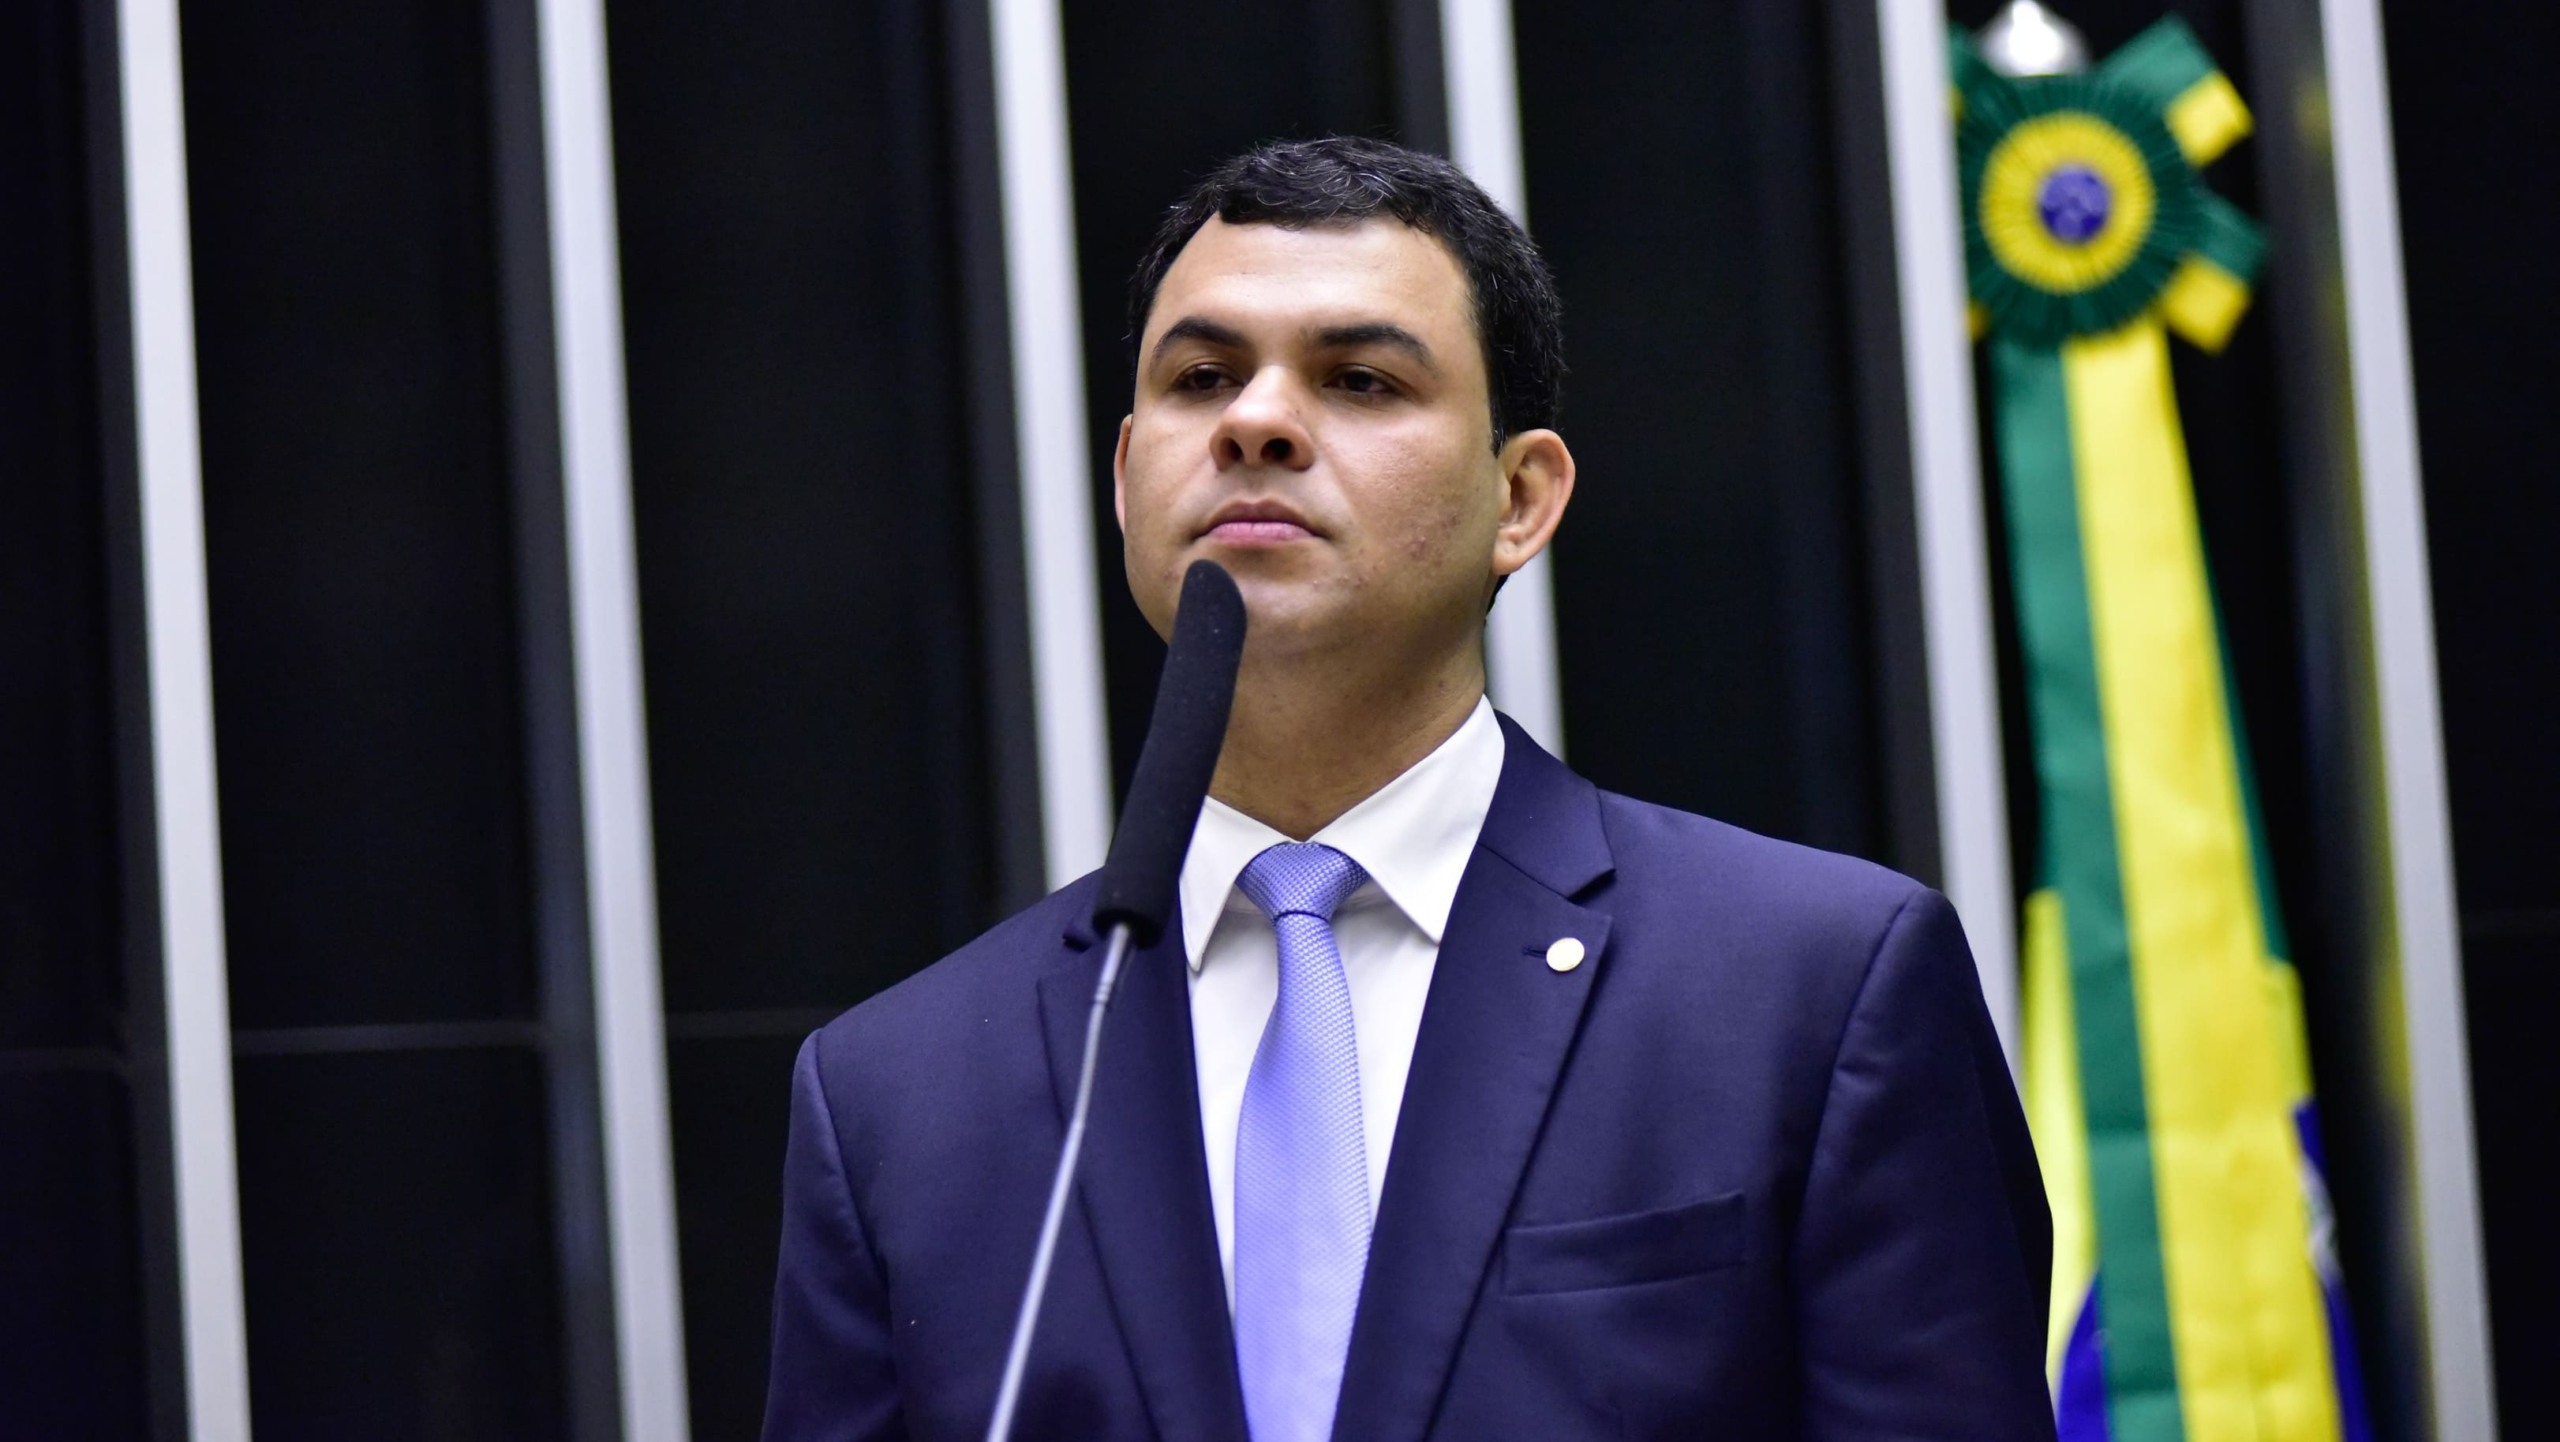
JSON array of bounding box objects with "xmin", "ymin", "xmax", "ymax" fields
[
  {"xmin": 983, "ymin": 919, "xmax": 1133, "ymax": 1442},
  {"xmin": 981, "ymin": 555, "xmax": 1242, "ymax": 1440}
]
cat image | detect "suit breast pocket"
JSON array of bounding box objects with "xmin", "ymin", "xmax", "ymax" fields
[{"xmin": 1500, "ymin": 1191, "xmax": 1747, "ymax": 1297}]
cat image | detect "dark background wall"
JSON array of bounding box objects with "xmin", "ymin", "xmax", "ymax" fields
[
  {"xmin": 179, "ymin": 0, "xmax": 577, "ymax": 1433},
  {"xmin": 2385, "ymin": 5, "xmax": 2560, "ymax": 1437},
  {"xmin": 605, "ymin": 0, "xmax": 1007, "ymax": 1433},
  {"xmin": 1516, "ymin": 0, "xmax": 1892, "ymax": 864},
  {"xmin": 0, "ymin": 3, "xmax": 155, "ymax": 1436}
]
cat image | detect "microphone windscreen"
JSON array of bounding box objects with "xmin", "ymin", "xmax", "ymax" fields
[{"xmin": 1090, "ymin": 560, "xmax": 1248, "ymax": 946}]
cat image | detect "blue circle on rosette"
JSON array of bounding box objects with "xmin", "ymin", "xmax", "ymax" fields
[{"xmin": 2037, "ymin": 165, "xmax": 2113, "ymax": 244}]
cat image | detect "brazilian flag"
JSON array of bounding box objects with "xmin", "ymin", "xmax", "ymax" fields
[{"xmin": 1953, "ymin": 19, "xmax": 2372, "ymax": 1442}]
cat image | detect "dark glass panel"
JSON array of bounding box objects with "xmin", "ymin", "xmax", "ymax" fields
[
  {"xmin": 0, "ymin": 4, "xmax": 157, "ymax": 1426},
  {"xmin": 608, "ymin": 0, "xmax": 996, "ymax": 1017},
  {"xmin": 2387, "ymin": 1, "xmax": 2560, "ymax": 1430},
  {"xmin": 608, "ymin": 0, "xmax": 1004, "ymax": 1426},
  {"xmin": 180, "ymin": 0, "xmax": 541, "ymax": 1030},
  {"xmin": 0, "ymin": 0, "xmax": 119, "ymax": 1052},
  {"xmin": 1515, "ymin": 0, "xmax": 1883, "ymax": 859},
  {"xmin": 180, "ymin": 3, "xmax": 574, "ymax": 1431},
  {"xmin": 2387, "ymin": 0, "xmax": 2560, "ymax": 921},
  {"xmin": 0, "ymin": 1073, "xmax": 149, "ymax": 1438},
  {"xmin": 2459, "ymin": 931, "xmax": 2559, "ymax": 1442},
  {"xmin": 1061, "ymin": 0, "xmax": 1407, "ymax": 794},
  {"xmin": 232, "ymin": 1047, "xmax": 565, "ymax": 1439},
  {"xmin": 663, "ymin": 1032, "xmax": 804, "ymax": 1440}
]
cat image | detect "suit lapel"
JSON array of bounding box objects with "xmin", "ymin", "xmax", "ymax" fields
[
  {"xmin": 1332, "ymin": 718, "xmax": 1617, "ymax": 1442},
  {"xmin": 1037, "ymin": 916, "xmax": 1247, "ymax": 1442}
]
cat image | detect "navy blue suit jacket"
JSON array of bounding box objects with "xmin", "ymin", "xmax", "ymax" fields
[{"xmin": 764, "ymin": 718, "xmax": 2054, "ymax": 1440}]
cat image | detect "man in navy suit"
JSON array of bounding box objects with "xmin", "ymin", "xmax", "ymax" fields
[{"xmin": 764, "ymin": 137, "xmax": 2053, "ymax": 1441}]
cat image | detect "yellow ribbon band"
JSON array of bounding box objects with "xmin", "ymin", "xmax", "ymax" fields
[{"xmin": 2063, "ymin": 321, "xmax": 2341, "ymax": 1442}]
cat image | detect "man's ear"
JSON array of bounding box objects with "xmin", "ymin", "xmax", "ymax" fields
[
  {"xmin": 1490, "ymin": 428, "xmax": 1575, "ymax": 579},
  {"xmin": 1112, "ymin": 415, "xmax": 1134, "ymax": 530}
]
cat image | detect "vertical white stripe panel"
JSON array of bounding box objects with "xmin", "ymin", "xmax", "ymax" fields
[
  {"xmin": 1874, "ymin": 0, "xmax": 2020, "ymax": 1065},
  {"xmin": 531, "ymin": 1, "xmax": 692, "ymax": 1435},
  {"xmin": 1441, "ymin": 0, "xmax": 1566, "ymax": 758},
  {"xmin": 2318, "ymin": 1, "xmax": 2498, "ymax": 1432},
  {"xmin": 988, "ymin": 0, "xmax": 1115, "ymax": 887},
  {"xmin": 114, "ymin": 2, "xmax": 254, "ymax": 1437}
]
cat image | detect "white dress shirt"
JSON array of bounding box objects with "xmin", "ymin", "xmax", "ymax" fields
[{"xmin": 1180, "ymin": 696, "xmax": 1506, "ymax": 1300}]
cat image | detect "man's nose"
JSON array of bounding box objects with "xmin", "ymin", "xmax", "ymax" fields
[{"xmin": 1212, "ymin": 369, "xmax": 1315, "ymax": 470}]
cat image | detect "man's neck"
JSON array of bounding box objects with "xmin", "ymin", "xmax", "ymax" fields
[{"xmin": 1207, "ymin": 650, "xmax": 1486, "ymax": 841}]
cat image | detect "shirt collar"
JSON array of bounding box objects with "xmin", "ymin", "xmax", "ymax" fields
[{"xmin": 1177, "ymin": 697, "xmax": 1507, "ymax": 971}]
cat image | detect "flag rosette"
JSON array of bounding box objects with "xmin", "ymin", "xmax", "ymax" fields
[{"xmin": 1954, "ymin": 18, "xmax": 2264, "ymax": 352}]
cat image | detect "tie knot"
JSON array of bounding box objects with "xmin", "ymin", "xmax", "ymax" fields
[{"xmin": 1235, "ymin": 842, "xmax": 1369, "ymax": 925}]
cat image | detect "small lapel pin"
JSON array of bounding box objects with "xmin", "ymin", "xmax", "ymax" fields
[{"xmin": 1545, "ymin": 937, "xmax": 1587, "ymax": 973}]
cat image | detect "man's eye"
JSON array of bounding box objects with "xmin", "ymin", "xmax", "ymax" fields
[
  {"xmin": 1334, "ymin": 367, "xmax": 1394, "ymax": 396},
  {"xmin": 1173, "ymin": 366, "xmax": 1230, "ymax": 392}
]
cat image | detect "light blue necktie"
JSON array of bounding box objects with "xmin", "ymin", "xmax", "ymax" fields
[{"xmin": 1231, "ymin": 841, "xmax": 1372, "ymax": 1442}]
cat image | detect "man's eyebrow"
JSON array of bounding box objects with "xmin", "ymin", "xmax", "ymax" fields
[
  {"xmin": 1148, "ymin": 316, "xmax": 1248, "ymax": 367},
  {"xmin": 1148, "ymin": 316, "xmax": 1443, "ymax": 376},
  {"xmin": 1310, "ymin": 322, "xmax": 1439, "ymax": 373}
]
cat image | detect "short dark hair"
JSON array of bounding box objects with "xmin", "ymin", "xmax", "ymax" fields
[{"xmin": 1127, "ymin": 136, "xmax": 1564, "ymax": 451}]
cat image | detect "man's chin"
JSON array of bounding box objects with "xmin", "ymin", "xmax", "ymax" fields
[{"xmin": 1231, "ymin": 602, "xmax": 1384, "ymax": 675}]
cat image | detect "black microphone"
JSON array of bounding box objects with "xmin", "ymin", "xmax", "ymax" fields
[
  {"xmin": 986, "ymin": 560, "xmax": 1247, "ymax": 1442},
  {"xmin": 1090, "ymin": 560, "xmax": 1250, "ymax": 946}
]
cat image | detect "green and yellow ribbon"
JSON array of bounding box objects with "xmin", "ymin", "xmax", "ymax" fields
[{"xmin": 1955, "ymin": 18, "xmax": 2367, "ymax": 1442}]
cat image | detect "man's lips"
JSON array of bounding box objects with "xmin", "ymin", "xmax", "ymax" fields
[
  {"xmin": 1199, "ymin": 502, "xmax": 1321, "ymax": 546},
  {"xmin": 1205, "ymin": 517, "xmax": 1316, "ymax": 544}
]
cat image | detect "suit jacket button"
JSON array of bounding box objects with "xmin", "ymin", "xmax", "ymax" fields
[{"xmin": 1546, "ymin": 937, "xmax": 1586, "ymax": 972}]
